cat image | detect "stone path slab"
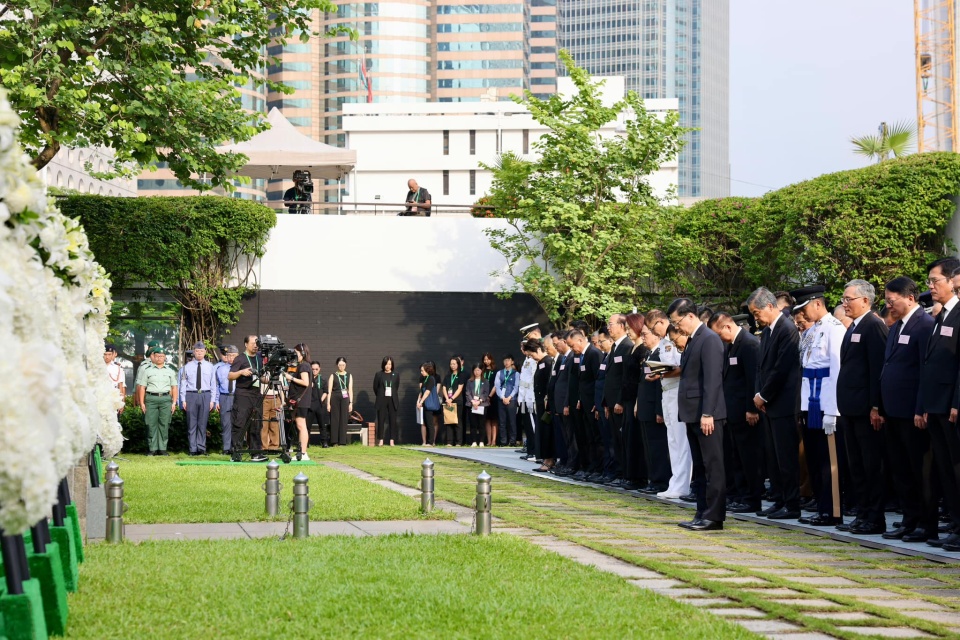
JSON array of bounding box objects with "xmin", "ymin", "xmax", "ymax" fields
[{"xmin": 122, "ymin": 519, "xmax": 471, "ymax": 541}]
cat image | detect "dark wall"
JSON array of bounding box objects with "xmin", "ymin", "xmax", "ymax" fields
[{"xmin": 230, "ymin": 290, "xmax": 549, "ymax": 443}]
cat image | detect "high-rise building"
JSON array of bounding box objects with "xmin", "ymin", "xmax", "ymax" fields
[{"xmin": 557, "ymin": 0, "xmax": 729, "ymax": 198}]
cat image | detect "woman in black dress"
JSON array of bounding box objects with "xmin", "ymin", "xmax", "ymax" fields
[
  {"xmin": 326, "ymin": 357, "xmax": 353, "ymax": 446},
  {"xmin": 374, "ymin": 356, "xmax": 400, "ymax": 446},
  {"xmin": 309, "ymin": 361, "xmax": 330, "ymax": 447},
  {"xmin": 283, "ymin": 343, "xmax": 313, "ymax": 459},
  {"xmin": 441, "ymin": 357, "xmax": 465, "ymax": 446},
  {"xmin": 481, "ymin": 352, "xmax": 498, "ymax": 447},
  {"xmin": 417, "ymin": 362, "xmax": 441, "ymax": 446}
]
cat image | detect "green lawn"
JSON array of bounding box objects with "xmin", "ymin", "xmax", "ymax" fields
[
  {"xmin": 113, "ymin": 451, "xmax": 452, "ymax": 523},
  {"xmin": 67, "ymin": 535, "xmax": 756, "ymax": 640}
]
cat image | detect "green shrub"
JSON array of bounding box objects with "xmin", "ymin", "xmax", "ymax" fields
[{"xmin": 119, "ymin": 396, "xmax": 224, "ymax": 453}]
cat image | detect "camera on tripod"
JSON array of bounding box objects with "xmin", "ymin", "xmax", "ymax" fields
[
  {"xmin": 256, "ymin": 335, "xmax": 298, "ymax": 381},
  {"xmin": 293, "ymin": 169, "xmax": 314, "ymax": 194}
]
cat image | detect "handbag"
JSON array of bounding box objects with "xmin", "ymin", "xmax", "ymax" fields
[
  {"xmin": 443, "ymin": 403, "xmax": 459, "ymax": 425},
  {"xmin": 540, "ymin": 411, "xmax": 553, "ymax": 425},
  {"xmin": 424, "ymin": 384, "xmax": 441, "ymax": 412}
]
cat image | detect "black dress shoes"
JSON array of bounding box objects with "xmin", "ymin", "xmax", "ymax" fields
[
  {"xmin": 679, "ymin": 493, "xmax": 697, "ymax": 503},
  {"xmin": 572, "ymin": 470, "xmax": 588, "ymax": 481},
  {"xmin": 688, "ymin": 519, "xmax": 723, "ymax": 531},
  {"xmin": 903, "ymin": 528, "xmax": 937, "ymax": 543},
  {"xmin": 849, "ymin": 522, "xmax": 885, "ymax": 535},
  {"xmin": 678, "ymin": 516, "xmax": 704, "ymax": 530},
  {"xmin": 728, "ymin": 503, "xmax": 760, "ymax": 514},
  {"xmin": 757, "ymin": 504, "xmax": 784, "ymax": 517},
  {"xmin": 766, "ymin": 508, "xmax": 801, "ymax": 520},
  {"xmin": 605, "ymin": 478, "xmax": 625, "ymax": 488},
  {"xmin": 799, "ymin": 497, "xmax": 818, "ymax": 512},
  {"xmin": 928, "ymin": 533, "xmax": 960, "ymax": 548},
  {"xmin": 622, "ymin": 480, "xmax": 642, "ymax": 491},
  {"xmin": 798, "ymin": 515, "xmax": 841, "ymax": 526},
  {"xmin": 555, "ymin": 467, "xmax": 574, "ymax": 477},
  {"xmin": 943, "ymin": 538, "xmax": 960, "ymax": 552},
  {"xmin": 836, "ymin": 518, "xmax": 861, "ymax": 532},
  {"xmin": 882, "ymin": 526, "xmax": 910, "ymax": 540}
]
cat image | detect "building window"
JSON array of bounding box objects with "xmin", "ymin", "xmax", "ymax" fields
[
  {"xmin": 443, "ymin": 130, "xmax": 449, "ymax": 155},
  {"xmin": 469, "ymin": 130, "xmax": 476, "ymax": 155},
  {"xmin": 469, "ymin": 170, "xmax": 476, "ymax": 195},
  {"xmin": 522, "ymin": 129, "xmax": 529, "ymax": 154},
  {"xmin": 443, "ymin": 170, "xmax": 450, "ymax": 196}
]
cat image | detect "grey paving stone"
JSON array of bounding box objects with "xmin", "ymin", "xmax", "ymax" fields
[
  {"xmin": 835, "ymin": 627, "xmax": 933, "ymax": 638},
  {"xmin": 883, "ymin": 578, "xmax": 950, "ymax": 587},
  {"xmin": 683, "ymin": 597, "xmax": 735, "ymax": 607},
  {"xmin": 741, "ymin": 588, "xmax": 806, "ymax": 597},
  {"xmin": 917, "ymin": 588, "xmax": 960, "ymax": 598},
  {"xmin": 764, "ymin": 633, "xmax": 837, "ymax": 640},
  {"xmin": 769, "ymin": 598, "xmax": 843, "ymax": 608},
  {"xmin": 845, "ymin": 569, "xmax": 912, "ymax": 578},
  {"xmin": 707, "ymin": 607, "xmax": 767, "ymax": 618},
  {"xmin": 902, "ymin": 611, "xmax": 960, "ymax": 625},
  {"xmin": 734, "ymin": 620, "xmax": 803, "ymax": 633},
  {"xmin": 806, "ymin": 611, "xmax": 876, "ymax": 622},
  {"xmin": 628, "ymin": 578, "xmax": 684, "ymax": 590},
  {"xmin": 819, "ymin": 587, "xmax": 900, "ymax": 598},
  {"xmin": 785, "ymin": 575, "xmax": 858, "ymax": 586},
  {"xmin": 711, "ymin": 576, "xmax": 769, "ymax": 584},
  {"xmin": 653, "ymin": 587, "xmax": 711, "ymax": 598},
  {"xmin": 861, "ymin": 599, "xmax": 947, "ymax": 611}
]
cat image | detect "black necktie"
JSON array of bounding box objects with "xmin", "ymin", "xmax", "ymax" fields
[
  {"xmin": 195, "ymin": 361, "xmax": 201, "ymax": 391},
  {"xmin": 891, "ymin": 319, "xmax": 903, "ymax": 344}
]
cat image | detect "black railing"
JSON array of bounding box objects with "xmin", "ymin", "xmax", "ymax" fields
[{"xmin": 269, "ymin": 201, "xmax": 495, "ymax": 216}]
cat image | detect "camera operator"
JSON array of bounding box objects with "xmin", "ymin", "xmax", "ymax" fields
[
  {"xmin": 283, "ymin": 170, "xmax": 313, "ymax": 214},
  {"xmin": 228, "ymin": 335, "xmax": 270, "ymax": 461},
  {"xmin": 283, "ymin": 343, "xmax": 313, "ymax": 460}
]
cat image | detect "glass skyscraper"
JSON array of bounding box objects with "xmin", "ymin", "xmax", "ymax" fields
[{"xmin": 558, "ymin": 0, "xmax": 728, "ymax": 198}]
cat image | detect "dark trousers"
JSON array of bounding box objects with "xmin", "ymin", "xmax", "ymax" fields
[
  {"xmin": 927, "ymin": 413, "xmax": 960, "ymax": 527},
  {"xmin": 768, "ymin": 414, "xmax": 801, "ymax": 511},
  {"xmin": 885, "ymin": 417, "xmax": 937, "ymax": 532},
  {"xmin": 727, "ymin": 419, "xmax": 764, "ymax": 509},
  {"xmin": 685, "ymin": 420, "xmax": 727, "ymax": 522},
  {"xmin": 498, "ymin": 400, "xmax": 518, "ymax": 445},
  {"xmin": 802, "ymin": 419, "xmax": 844, "ymax": 518},
  {"xmin": 561, "ymin": 409, "xmax": 581, "ymax": 469},
  {"xmin": 623, "ymin": 412, "xmax": 648, "ymax": 483},
  {"xmin": 840, "ymin": 414, "xmax": 885, "ymax": 525},
  {"xmin": 597, "ymin": 407, "xmax": 616, "ymax": 474},
  {"xmin": 444, "ymin": 402, "xmax": 464, "ymax": 445},
  {"xmin": 579, "ymin": 406, "xmax": 603, "ymax": 473},
  {"xmin": 761, "ymin": 414, "xmax": 782, "ymax": 504},
  {"xmin": 377, "ymin": 402, "xmax": 399, "ymax": 443},
  {"xmin": 232, "ymin": 391, "xmax": 263, "ymax": 452},
  {"xmin": 610, "ymin": 410, "xmax": 626, "ymax": 477},
  {"xmin": 468, "ymin": 411, "xmax": 485, "ymax": 445},
  {"xmin": 553, "ymin": 412, "xmax": 569, "ymax": 464},
  {"xmin": 185, "ymin": 390, "xmax": 212, "ymax": 453},
  {"xmin": 330, "ymin": 395, "xmax": 350, "ymax": 445},
  {"xmin": 219, "ymin": 393, "xmax": 234, "ymax": 452},
  {"xmin": 641, "ymin": 419, "xmax": 671, "ymax": 487}
]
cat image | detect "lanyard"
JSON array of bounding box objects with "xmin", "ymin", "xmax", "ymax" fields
[
  {"xmin": 504, "ymin": 370, "xmax": 514, "ymax": 384},
  {"xmin": 448, "ymin": 373, "xmax": 458, "ymax": 392},
  {"xmin": 412, "ymin": 189, "xmax": 420, "ymax": 203},
  {"xmin": 385, "ymin": 374, "xmax": 392, "ymax": 388},
  {"xmin": 337, "ymin": 372, "xmax": 348, "ymax": 389},
  {"xmin": 245, "ymin": 353, "xmax": 259, "ymax": 375},
  {"xmin": 474, "ymin": 380, "xmax": 481, "ymax": 395}
]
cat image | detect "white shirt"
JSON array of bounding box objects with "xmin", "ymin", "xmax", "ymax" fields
[
  {"xmin": 613, "ymin": 334, "xmax": 627, "ymax": 351},
  {"xmin": 106, "ymin": 362, "xmax": 124, "ymax": 390},
  {"xmin": 517, "ymin": 355, "xmax": 536, "ymax": 407},
  {"xmin": 941, "ymin": 295, "xmax": 958, "ymax": 321},
  {"xmin": 800, "ymin": 313, "xmax": 845, "ymax": 417},
  {"xmin": 899, "ymin": 302, "xmax": 920, "ymax": 327},
  {"xmin": 656, "ymin": 337, "xmax": 681, "ymax": 391}
]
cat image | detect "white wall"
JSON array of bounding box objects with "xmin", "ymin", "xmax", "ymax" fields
[
  {"xmin": 41, "ymin": 146, "xmax": 137, "ymax": 197},
  {"xmin": 255, "ymin": 215, "xmax": 522, "ymax": 293}
]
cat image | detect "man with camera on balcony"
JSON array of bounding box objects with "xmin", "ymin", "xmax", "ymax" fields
[{"xmin": 283, "ymin": 170, "xmax": 313, "ymax": 214}]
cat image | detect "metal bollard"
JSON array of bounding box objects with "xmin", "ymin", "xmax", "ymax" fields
[
  {"xmin": 421, "ymin": 458, "xmax": 435, "ymax": 514},
  {"xmin": 105, "ymin": 475, "xmax": 125, "ymax": 543},
  {"xmin": 263, "ymin": 460, "xmax": 281, "ymax": 516},
  {"xmin": 475, "ymin": 471, "xmax": 492, "ymax": 535},
  {"xmin": 104, "ymin": 461, "xmax": 119, "ymax": 483},
  {"xmin": 291, "ymin": 473, "xmax": 311, "ymax": 538}
]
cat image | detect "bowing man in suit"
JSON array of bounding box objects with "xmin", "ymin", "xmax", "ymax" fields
[
  {"xmin": 709, "ymin": 312, "xmax": 764, "ymax": 514},
  {"xmin": 552, "ymin": 332, "xmax": 576, "ymax": 476},
  {"xmin": 603, "ymin": 313, "xmax": 635, "ymax": 483},
  {"xmin": 568, "ymin": 330, "xmax": 604, "ymax": 478},
  {"xmin": 922, "ymin": 258, "xmax": 960, "ymax": 552},
  {"xmin": 668, "ymin": 298, "xmax": 727, "ymax": 531},
  {"xmin": 880, "ymin": 276, "xmax": 937, "ymax": 543},
  {"xmin": 747, "ymin": 286, "xmax": 803, "ymax": 519},
  {"xmin": 837, "ymin": 280, "xmax": 889, "ymax": 535}
]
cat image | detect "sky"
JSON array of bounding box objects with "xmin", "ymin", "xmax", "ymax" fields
[{"xmin": 729, "ymin": 0, "xmax": 916, "ymax": 196}]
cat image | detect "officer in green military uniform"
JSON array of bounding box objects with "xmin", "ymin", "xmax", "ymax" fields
[{"xmin": 136, "ymin": 346, "xmax": 179, "ymax": 455}]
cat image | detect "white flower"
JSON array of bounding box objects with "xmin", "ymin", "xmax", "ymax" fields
[{"xmin": 4, "ymin": 182, "xmax": 34, "ymax": 213}]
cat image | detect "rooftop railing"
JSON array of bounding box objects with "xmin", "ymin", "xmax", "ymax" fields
[{"xmin": 267, "ymin": 201, "xmax": 495, "ymax": 216}]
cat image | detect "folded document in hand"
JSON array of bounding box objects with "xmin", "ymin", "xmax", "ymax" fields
[{"xmin": 645, "ymin": 360, "xmax": 677, "ymax": 374}]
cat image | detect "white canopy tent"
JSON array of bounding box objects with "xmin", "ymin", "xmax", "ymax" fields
[{"xmin": 219, "ymin": 108, "xmax": 357, "ymax": 181}]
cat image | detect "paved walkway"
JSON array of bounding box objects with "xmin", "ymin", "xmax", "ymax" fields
[
  {"xmin": 419, "ymin": 445, "xmax": 959, "ymax": 564},
  {"xmin": 323, "ymin": 448, "xmax": 960, "ymax": 640},
  {"xmin": 123, "ymin": 519, "xmax": 471, "ymax": 542}
]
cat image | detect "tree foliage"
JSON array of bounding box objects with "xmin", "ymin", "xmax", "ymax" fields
[
  {"xmin": 851, "ymin": 120, "xmax": 916, "ymax": 163},
  {"xmin": 59, "ymin": 195, "xmax": 276, "ymax": 350},
  {"xmin": 485, "ymin": 51, "xmax": 687, "ymax": 327},
  {"xmin": 0, "ymin": 0, "xmax": 347, "ymax": 188}
]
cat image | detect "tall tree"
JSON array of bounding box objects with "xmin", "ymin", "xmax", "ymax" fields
[
  {"xmin": 0, "ymin": 0, "xmax": 347, "ymax": 189},
  {"xmin": 484, "ymin": 51, "xmax": 687, "ymax": 327},
  {"xmin": 851, "ymin": 120, "xmax": 916, "ymax": 163}
]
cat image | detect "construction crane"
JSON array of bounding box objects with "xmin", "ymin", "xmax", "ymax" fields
[{"xmin": 915, "ymin": 0, "xmax": 958, "ymax": 152}]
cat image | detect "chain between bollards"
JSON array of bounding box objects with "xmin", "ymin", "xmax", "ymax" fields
[
  {"xmin": 105, "ymin": 475, "xmax": 126, "ymax": 543},
  {"xmin": 475, "ymin": 470, "xmax": 491, "ymax": 535},
  {"xmin": 291, "ymin": 473, "xmax": 312, "ymax": 538},
  {"xmin": 263, "ymin": 460, "xmax": 281, "ymax": 516},
  {"xmin": 421, "ymin": 458, "xmax": 435, "ymax": 514}
]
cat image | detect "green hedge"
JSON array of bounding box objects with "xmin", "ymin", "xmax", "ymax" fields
[{"xmin": 119, "ymin": 396, "xmax": 224, "ymax": 453}]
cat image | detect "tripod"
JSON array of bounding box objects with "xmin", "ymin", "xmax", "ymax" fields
[{"xmin": 230, "ymin": 376, "xmax": 302, "ymax": 464}]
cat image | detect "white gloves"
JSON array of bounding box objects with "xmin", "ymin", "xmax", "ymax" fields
[{"xmin": 823, "ymin": 415, "xmax": 837, "ymax": 436}]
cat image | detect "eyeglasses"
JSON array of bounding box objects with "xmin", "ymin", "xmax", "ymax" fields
[
  {"xmin": 927, "ymin": 276, "xmax": 947, "ymax": 285},
  {"xmin": 840, "ymin": 296, "xmax": 864, "ymax": 304}
]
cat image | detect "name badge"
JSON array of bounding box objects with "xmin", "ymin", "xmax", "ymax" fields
[
  {"xmin": 341, "ymin": 390, "xmax": 349, "ymax": 399},
  {"xmin": 644, "ymin": 366, "xmax": 652, "ymax": 374},
  {"xmin": 851, "ymin": 334, "xmax": 861, "ymax": 343},
  {"xmin": 385, "ymin": 387, "xmax": 392, "ymax": 397},
  {"xmin": 599, "ymin": 363, "xmax": 607, "ymax": 371},
  {"xmin": 580, "ymin": 365, "xmax": 586, "ymax": 371},
  {"xmin": 729, "ymin": 357, "xmax": 738, "ymax": 365},
  {"xmin": 538, "ymin": 362, "xmax": 545, "ymax": 369},
  {"xmin": 614, "ymin": 356, "xmax": 623, "ymax": 363},
  {"xmin": 898, "ymin": 334, "xmax": 910, "ymax": 345},
  {"xmin": 560, "ymin": 364, "xmax": 566, "ymax": 371},
  {"xmin": 942, "ymin": 326, "xmax": 954, "ymax": 338},
  {"xmin": 574, "ymin": 358, "xmax": 581, "ymax": 364}
]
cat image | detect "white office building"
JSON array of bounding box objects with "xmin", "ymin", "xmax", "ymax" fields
[
  {"xmin": 342, "ymin": 76, "xmax": 679, "ymax": 212},
  {"xmin": 41, "ymin": 147, "xmax": 137, "ymax": 197}
]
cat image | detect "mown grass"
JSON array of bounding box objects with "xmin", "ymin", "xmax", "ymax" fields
[
  {"xmin": 113, "ymin": 450, "xmax": 452, "ymax": 523},
  {"xmin": 67, "ymin": 535, "xmax": 757, "ymax": 639}
]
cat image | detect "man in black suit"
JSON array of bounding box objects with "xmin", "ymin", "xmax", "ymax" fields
[
  {"xmin": 568, "ymin": 330, "xmax": 603, "ymax": 479},
  {"xmin": 552, "ymin": 331, "xmax": 576, "ymax": 476},
  {"xmin": 747, "ymin": 286, "xmax": 802, "ymax": 519},
  {"xmin": 709, "ymin": 312, "xmax": 764, "ymax": 514},
  {"xmin": 922, "ymin": 258, "xmax": 960, "ymax": 551},
  {"xmin": 879, "ymin": 276, "xmax": 938, "ymax": 543},
  {"xmin": 668, "ymin": 298, "xmax": 727, "ymax": 531},
  {"xmin": 603, "ymin": 313, "xmax": 634, "ymax": 484},
  {"xmin": 837, "ymin": 279, "xmax": 889, "ymax": 535}
]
